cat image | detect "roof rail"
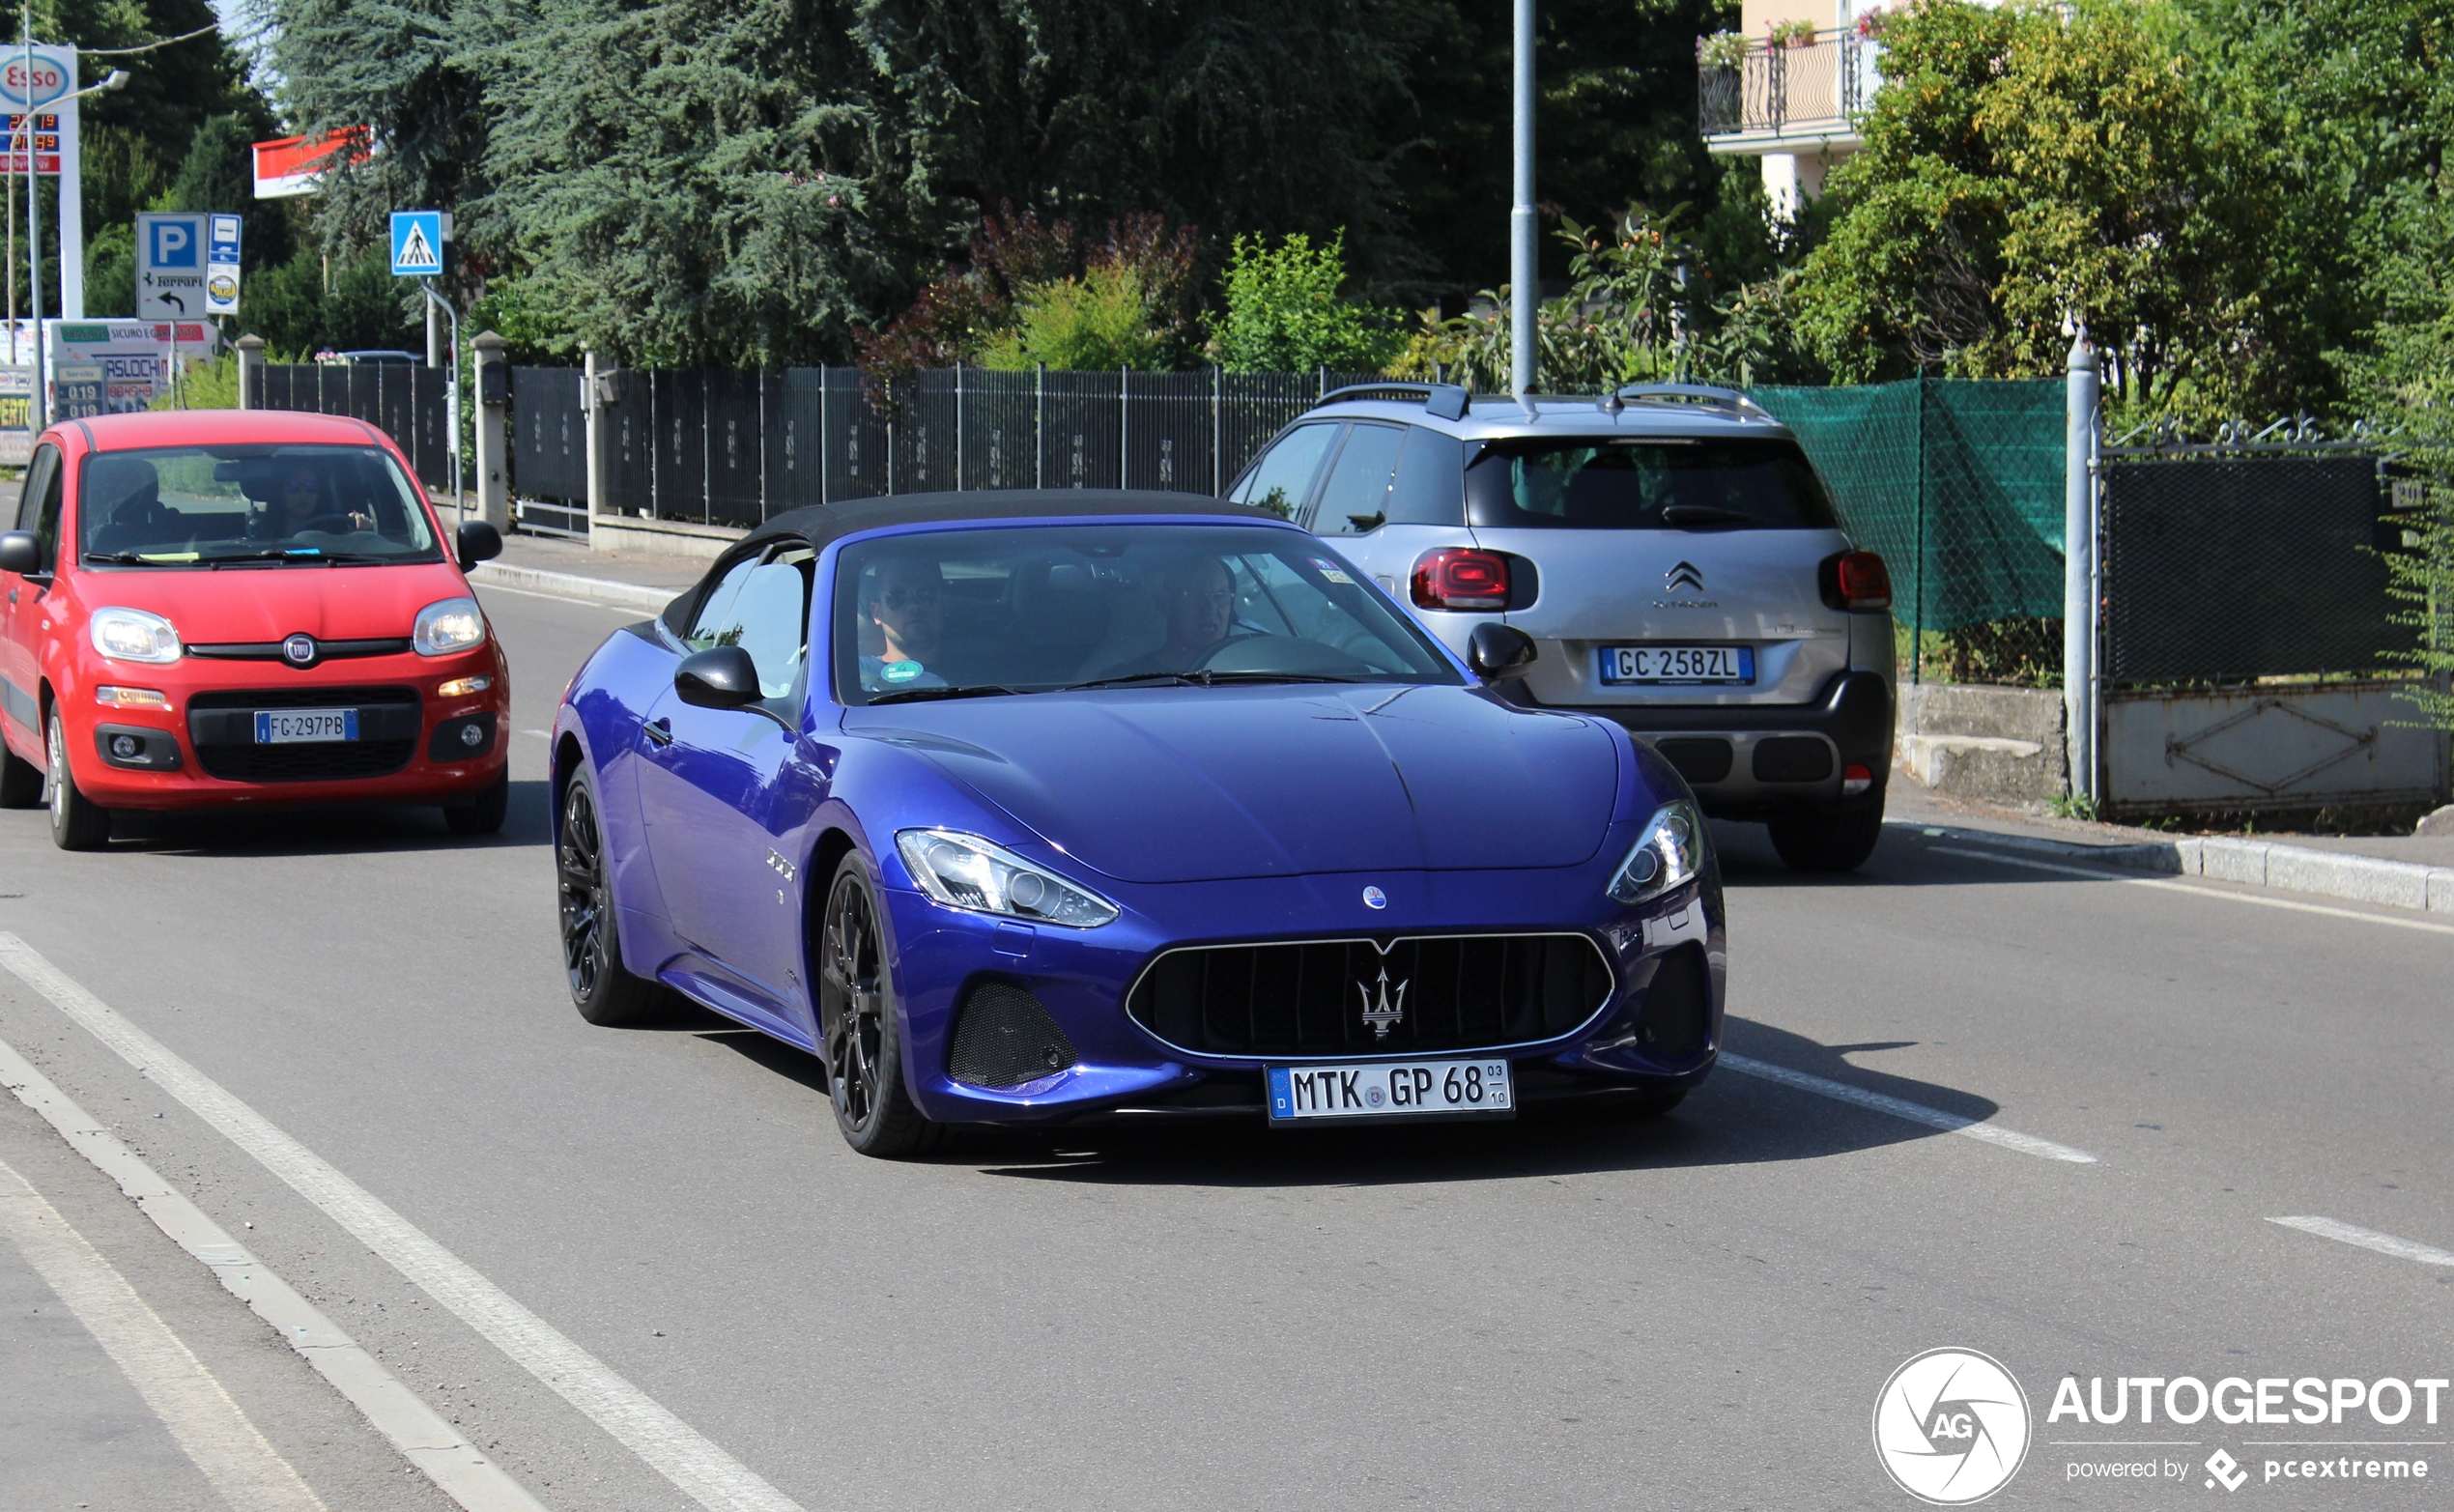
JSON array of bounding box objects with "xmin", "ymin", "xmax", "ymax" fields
[
  {"xmin": 1614, "ymin": 382, "xmax": 1773, "ymax": 419},
  {"xmin": 1317, "ymin": 382, "xmax": 1471, "ymax": 421}
]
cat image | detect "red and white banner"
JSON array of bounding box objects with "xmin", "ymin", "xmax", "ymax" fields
[{"xmin": 252, "ymin": 128, "xmax": 369, "ymax": 199}]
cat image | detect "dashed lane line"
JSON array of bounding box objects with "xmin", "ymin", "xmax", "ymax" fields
[
  {"xmin": 0, "ymin": 1020, "xmax": 546, "ymax": 1511},
  {"xmin": 1925, "ymin": 844, "xmax": 2454, "ymax": 937},
  {"xmin": 0, "ymin": 931, "xmax": 807, "ymax": 1512},
  {"xmin": 2269, "ymin": 1216, "xmax": 2454, "ymax": 1270},
  {"xmin": 0, "ymin": 1154, "xmax": 329, "ymax": 1512},
  {"xmin": 1718, "ymin": 1052, "xmax": 2098, "ymax": 1164}
]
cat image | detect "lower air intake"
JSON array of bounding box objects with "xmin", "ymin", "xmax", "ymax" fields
[
  {"xmin": 1636, "ymin": 944, "xmax": 1712, "ymax": 1058},
  {"xmin": 947, "ymin": 983, "xmax": 1078, "ymax": 1089}
]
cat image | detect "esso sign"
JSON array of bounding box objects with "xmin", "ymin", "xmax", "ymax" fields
[{"xmin": 0, "ymin": 56, "xmax": 69, "ymax": 108}]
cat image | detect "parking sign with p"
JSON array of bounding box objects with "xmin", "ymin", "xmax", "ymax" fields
[{"xmin": 135, "ymin": 212, "xmax": 208, "ymax": 320}]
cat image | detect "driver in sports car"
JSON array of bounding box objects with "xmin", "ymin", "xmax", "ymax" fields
[{"xmin": 1105, "ymin": 553, "xmax": 1265, "ymax": 678}]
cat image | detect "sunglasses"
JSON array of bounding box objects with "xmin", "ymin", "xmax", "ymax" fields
[{"xmin": 878, "ymin": 585, "xmax": 942, "ymax": 610}]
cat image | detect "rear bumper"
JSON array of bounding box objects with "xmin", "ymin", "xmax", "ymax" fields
[{"xmin": 1518, "ymin": 670, "xmax": 1894, "ymax": 817}]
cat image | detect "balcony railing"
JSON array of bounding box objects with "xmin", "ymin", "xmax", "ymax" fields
[{"xmin": 1698, "ymin": 30, "xmax": 1877, "ymax": 140}]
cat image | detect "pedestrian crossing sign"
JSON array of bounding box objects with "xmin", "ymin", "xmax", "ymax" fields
[{"xmin": 390, "ymin": 211, "xmax": 444, "ymax": 277}]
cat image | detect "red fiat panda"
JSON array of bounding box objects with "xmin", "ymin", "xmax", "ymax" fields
[{"xmin": 0, "ymin": 410, "xmax": 510, "ymax": 849}]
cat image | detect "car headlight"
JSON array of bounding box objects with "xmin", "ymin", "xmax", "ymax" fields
[
  {"xmin": 896, "ymin": 829, "xmax": 1119, "ymax": 928},
  {"xmin": 414, "ymin": 597, "xmax": 487, "ymax": 656},
  {"xmin": 1607, "ymin": 800, "xmax": 1708, "ymax": 905},
  {"xmin": 89, "ymin": 607, "xmax": 182, "ymax": 664}
]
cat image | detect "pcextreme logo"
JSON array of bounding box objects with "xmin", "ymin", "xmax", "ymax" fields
[{"xmin": 1874, "ymin": 1349, "xmax": 2034, "ymax": 1505}]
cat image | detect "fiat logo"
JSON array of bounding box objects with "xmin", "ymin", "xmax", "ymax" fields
[{"xmin": 282, "ymin": 633, "xmax": 316, "ymax": 666}]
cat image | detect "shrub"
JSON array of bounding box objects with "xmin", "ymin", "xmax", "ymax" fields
[{"xmin": 1210, "ymin": 231, "xmax": 1402, "ymax": 374}]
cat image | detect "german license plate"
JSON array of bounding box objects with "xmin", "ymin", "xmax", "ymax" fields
[
  {"xmin": 1599, "ymin": 645, "xmax": 1755, "ymax": 684},
  {"xmin": 1267, "ymin": 1059, "xmax": 1514, "ymax": 1124},
  {"xmin": 254, "ymin": 708, "xmax": 358, "ymax": 744}
]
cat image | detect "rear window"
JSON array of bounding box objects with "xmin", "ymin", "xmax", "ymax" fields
[{"xmin": 1465, "ymin": 437, "xmax": 1838, "ymax": 530}]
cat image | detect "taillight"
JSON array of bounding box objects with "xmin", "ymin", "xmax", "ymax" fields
[
  {"xmin": 1412, "ymin": 548, "xmax": 1511, "ymax": 611},
  {"xmin": 1822, "ymin": 550, "xmax": 1892, "ymax": 613}
]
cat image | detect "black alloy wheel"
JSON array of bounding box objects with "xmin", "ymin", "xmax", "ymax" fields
[
  {"xmin": 816, "ymin": 854, "xmax": 940, "ymax": 1157},
  {"xmin": 558, "ymin": 777, "xmax": 660, "ymax": 1025}
]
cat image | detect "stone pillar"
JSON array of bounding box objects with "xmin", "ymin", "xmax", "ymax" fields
[
  {"xmin": 235, "ymin": 334, "xmax": 266, "ymax": 411},
  {"xmin": 471, "ymin": 330, "xmax": 511, "ymax": 531}
]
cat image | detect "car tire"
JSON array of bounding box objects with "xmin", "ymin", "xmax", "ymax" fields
[
  {"xmin": 1767, "ymin": 798, "xmax": 1885, "ymax": 873},
  {"xmin": 45, "ymin": 707, "xmax": 111, "ymax": 850},
  {"xmin": 557, "ymin": 773, "xmax": 665, "ymax": 1026},
  {"xmin": 816, "ymin": 853, "xmax": 944, "ymax": 1158},
  {"xmin": 0, "ymin": 736, "xmax": 40, "ymax": 809},
  {"xmin": 444, "ymin": 769, "xmax": 509, "ymax": 836}
]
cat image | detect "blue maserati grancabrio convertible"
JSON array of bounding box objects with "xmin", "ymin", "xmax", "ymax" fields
[{"xmin": 551, "ymin": 491, "xmax": 1724, "ymax": 1155}]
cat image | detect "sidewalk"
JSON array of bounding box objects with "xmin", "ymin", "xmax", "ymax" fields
[
  {"xmin": 466, "ymin": 528, "xmax": 703, "ymax": 614},
  {"xmin": 1887, "ymin": 783, "xmax": 2454, "ymax": 916}
]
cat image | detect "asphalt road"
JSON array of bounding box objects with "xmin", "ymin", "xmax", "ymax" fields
[{"xmin": 1, "ymin": 582, "xmax": 2447, "ymax": 1512}]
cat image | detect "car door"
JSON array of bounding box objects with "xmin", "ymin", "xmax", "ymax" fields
[
  {"xmin": 1305, "ymin": 424, "xmax": 1470, "ymax": 601},
  {"xmin": 0, "ymin": 442, "xmax": 63, "ymax": 752},
  {"xmin": 636, "ymin": 547, "xmax": 816, "ymax": 1017}
]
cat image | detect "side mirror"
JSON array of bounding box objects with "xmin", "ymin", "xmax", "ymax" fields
[
  {"xmin": 1467, "ymin": 622, "xmax": 1537, "ymax": 683},
  {"xmin": 674, "ymin": 645, "xmax": 762, "ymax": 709},
  {"xmin": 0, "ymin": 530, "xmax": 38, "ymax": 576},
  {"xmin": 456, "ymin": 520, "xmax": 502, "ymax": 569}
]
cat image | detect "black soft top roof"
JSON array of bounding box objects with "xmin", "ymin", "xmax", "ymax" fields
[{"xmin": 739, "ymin": 489, "xmax": 1285, "ymax": 555}]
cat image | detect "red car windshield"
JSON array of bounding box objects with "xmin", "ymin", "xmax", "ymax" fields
[{"xmin": 76, "ymin": 443, "xmax": 443, "ymax": 566}]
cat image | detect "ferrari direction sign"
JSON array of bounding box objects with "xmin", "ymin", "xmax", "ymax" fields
[
  {"xmin": 135, "ymin": 212, "xmax": 207, "ymax": 321},
  {"xmin": 390, "ymin": 210, "xmax": 444, "ymax": 277}
]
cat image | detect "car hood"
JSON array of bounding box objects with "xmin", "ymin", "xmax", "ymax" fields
[
  {"xmin": 843, "ymin": 685, "xmax": 1621, "ymax": 883},
  {"xmin": 71, "ymin": 559, "xmax": 471, "ymax": 643}
]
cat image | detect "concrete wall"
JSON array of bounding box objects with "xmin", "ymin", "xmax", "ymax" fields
[{"xmin": 1898, "ymin": 683, "xmax": 2069, "ymax": 803}]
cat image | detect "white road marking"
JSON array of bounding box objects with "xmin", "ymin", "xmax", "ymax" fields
[
  {"xmin": 1926, "ymin": 844, "xmax": 2454, "ymax": 937},
  {"xmin": 2269, "ymin": 1215, "xmax": 2454, "ymax": 1269},
  {"xmin": 0, "ymin": 1155, "xmax": 328, "ymax": 1512},
  {"xmin": 0, "ymin": 1029, "xmax": 547, "ymax": 1512},
  {"xmin": 1718, "ymin": 1052, "xmax": 2098, "ymax": 1163},
  {"xmin": 0, "ymin": 933, "xmax": 807, "ymax": 1512}
]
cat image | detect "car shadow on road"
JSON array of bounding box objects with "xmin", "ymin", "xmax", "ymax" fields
[
  {"xmin": 94, "ymin": 779, "xmax": 554, "ymax": 857},
  {"xmin": 959, "ymin": 1018, "xmax": 2001, "ymax": 1188},
  {"xmin": 1709, "ymin": 818, "xmax": 2104, "ymax": 891}
]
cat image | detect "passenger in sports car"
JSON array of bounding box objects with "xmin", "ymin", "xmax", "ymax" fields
[{"xmin": 859, "ymin": 556, "xmax": 952, "ymax": 691}]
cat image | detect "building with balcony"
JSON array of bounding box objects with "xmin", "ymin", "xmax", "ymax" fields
[{"xmin": 1698, "ymin": 0, "xmax": 1883, "ymax": 214}]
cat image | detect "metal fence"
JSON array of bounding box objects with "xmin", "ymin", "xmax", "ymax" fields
[
  {"xmin": 1757, "ymin": 378, "xmax": 2068, "ymax": 677},
  {"xmin": 501, "ymin": 364, "xmax": 1380, "ymax": 529},
  {"xmin": 2099, "ymin": 451, "xmax": 2408, "ymax": 684},
  {"xmin": 250, "ymin": 363, "xmax": 454, "ymax": 492},
  {"xmin": 1698, "ymin": 31, "xmax": 1874, "ymax": 138}
]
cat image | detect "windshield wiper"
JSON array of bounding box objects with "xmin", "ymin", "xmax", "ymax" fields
[
  {"xmin": 1661, "ymin": 504, "xmax": 1755, "ymax": 528},
  {"xmin": 866, "ymin": 684, "xmax": 1028, "ymax": 704},
  {"xmin": 194, "ymin": 547, "xmax": 337, "ymax": 566},
  {"xmin": 83, "ymin": 550, "xmax": 191, "ymax": 565}
]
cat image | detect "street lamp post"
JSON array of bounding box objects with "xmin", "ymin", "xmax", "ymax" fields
[{"xmin": 1510, "ymin": 0, "xmax": 1536, "ymax": 397}]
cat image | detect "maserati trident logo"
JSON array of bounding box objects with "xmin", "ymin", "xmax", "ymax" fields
[
  {"xmin": 1665, "ymin": 560, "xmax": 1705, "ymax": 592},
  {"xmin": 1357, "ymin": 962, "xmax": 1408, "ymax": 1040},
  {"xmin": 281, "ymin": 633, "xmax": 317, "ymax": 667}
]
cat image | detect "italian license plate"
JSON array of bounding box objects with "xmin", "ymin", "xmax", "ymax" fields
[
  {"xmin": 1599, "ymin": 644, "xmax": 1755, "ymax": 684},
  {"xmin": 1267, "ymin": 1059, "xmax": 1514, "ymax": 1124},
  {"xmin": 254, "ymin": 708, "xmax": 358, "ymax": 744}
]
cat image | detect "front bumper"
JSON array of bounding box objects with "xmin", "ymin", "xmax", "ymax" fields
[
  {"xmin": 1511, "ymin": 670, "xmax": 1894, "ymax": 818},
  {"xmin": 879, "ymin": 863, "xmax": 1727, "ymax": 1127},
  {"xmin": 54, "ymin": 645, "xmax": 510, "ymax": 810}
]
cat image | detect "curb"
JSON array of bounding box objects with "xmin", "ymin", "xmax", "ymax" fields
[
  {"xmin": 467, "ymin": 561, "xmax": 678, "ymax": 616},
  {"xmin": 1890, "ymin": 820, "xmax": 2454, "ymax": 916}
]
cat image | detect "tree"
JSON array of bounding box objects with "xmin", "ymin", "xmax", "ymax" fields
[
  {"xmin": 1210, "ymin": 232, "xmax": 1400, "ymax": 373},
  {"xmin": 1791, "ymin": 0, "xmax": 2283, "ymax": 420}
]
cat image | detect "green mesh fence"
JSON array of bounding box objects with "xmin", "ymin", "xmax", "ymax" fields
[{"xmin": 1755, "ymin": 379, "xmax": 2067, "ymax": 640}]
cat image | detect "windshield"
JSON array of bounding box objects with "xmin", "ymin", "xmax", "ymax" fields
[
  {"xmin": 1465, "ymin": 436, "xmax": 1838, "ymax": 530},
  {"xmin": 833, "ymin": 524, "xmax": 1462, "ymax": 704},
  {"xmin": 75, "ymin": 443, "xmax": 442, "ymax": 566}
]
